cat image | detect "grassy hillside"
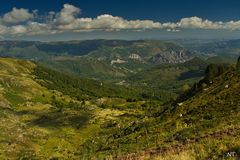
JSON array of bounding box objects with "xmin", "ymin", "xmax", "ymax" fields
[
  {"xmin": 0, "ymin": 57, "xmax": 239, "ymax": 159},
  {"xmin": 0, "ymin": 58, "xmax": 148, "ymax": 159},
  {"xmin": 0, "ymin": 58, "xmax": 93, "ymax": 159},
  {"xmin": 76, "ymin": 60, "xmax": 240, "ymax": 159}
]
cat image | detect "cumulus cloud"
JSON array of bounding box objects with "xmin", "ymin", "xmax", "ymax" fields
[
  {"xmin": 224, "ymin": 20, "xmax": 240, "ymax": 30},
  {"xmin": 55, "ymin": 4, "xmax": 81, "ymax": 25},
  {"xmin": 177, "ymin": 17, "xmax": 223, "ymax": 29},
  {"xmin": 0, "ymin": 4, "xmax": 240, "ymax": 37},
  {"xmin": 2, "ymin": 7, "xmax": 34, "ymax": 24},
  {"xmin": 55, "ymin": 14, "xmax": 161, "ymax": 31}
]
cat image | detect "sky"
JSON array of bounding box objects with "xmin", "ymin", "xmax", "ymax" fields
[{"xmin": 0, "ymin": 0, "xmax": 240, "ymax": 41}]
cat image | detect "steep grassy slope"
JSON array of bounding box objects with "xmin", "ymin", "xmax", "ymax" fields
[
  {"xmin": 153, "ymin": 67, "xmax": 240, "ymax": 159},
  {"xmin": 0, "ymin": 58, "xmax": 94, "ymax": 159},
  {"xmin": 77, "ymin": 63, "xmax": 240, "ymax": 159},
  {"xmin": 141, "ymin": 66, "xmax": 240, "ymax": 159}
]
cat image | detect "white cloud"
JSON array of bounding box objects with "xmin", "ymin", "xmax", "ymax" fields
[
  {"xmin": 162, "ymin": 22, "xmax": 178, "ymax": 29},
  {"xmin": 55, "ymin": 4, "xmax": 81, "ymax": 25},
  {"xmin": 177, "ymin": 17, "xmax": 223, "ymax": 29},
  {"xmin": 161, "ymin": 17, "xmax": 240, "ymax": 31},
  {"xmin": 26, "ymin": 22, "xmax": 53, "ymax": 35},
  {"xmin": 2, "ymin": 7, "xmax": 34, "ymax": 24},
  {"xmin": 224, "ymin": 20, "xmax": 240, "ymax": 30},
  {"xmin": 56, "ymin": 14, "xmax": 162, "ymax": 31},
  {"xmin": 0, "ymin": 4, "xmax": 240, "ymax": 37},
  {"xmin": 10, "ymin": 25, "xmax": 27, "ymax": 34}
]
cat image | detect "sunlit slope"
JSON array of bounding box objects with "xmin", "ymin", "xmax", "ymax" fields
[
  {"xmin": 0, "ymin": 58, "xmax": 90, "ymax": 158},
  {"xmin": 0, "ymin": 58, "xmax": 129, "ymax": 159},
  {"xmin": 142, "ymin": 66, "xmax": 240, "ymax": 159},
  {"xmin": 81, "ymin": 64, "xmax": 240, "ymax": 159}
]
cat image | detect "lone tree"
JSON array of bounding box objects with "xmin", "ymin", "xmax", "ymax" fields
[{"xmin": 237, "ymin": 56, "xmax": 240, "ymax": 71}]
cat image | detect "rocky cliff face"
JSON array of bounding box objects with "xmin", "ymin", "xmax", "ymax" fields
[
  {"xmin": 150, "ymin": 49, "xmax": 192, "ymax": 64},
  {"xmin": 128, "ymin": 54, "xmax": 142, "ymax": 61}
]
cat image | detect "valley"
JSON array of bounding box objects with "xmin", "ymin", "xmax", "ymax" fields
[{"xmin": 0, "ymin": 39, "xmax": 239, "ymax": 159}]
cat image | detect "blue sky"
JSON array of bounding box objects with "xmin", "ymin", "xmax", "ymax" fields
[
  {"xmin": 0, "ymin": 0, "xmax": 240, "ymax": 41},
  {"xmin": 1, "ymin": 0, "xmax": 240, "ymax": 21}
]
